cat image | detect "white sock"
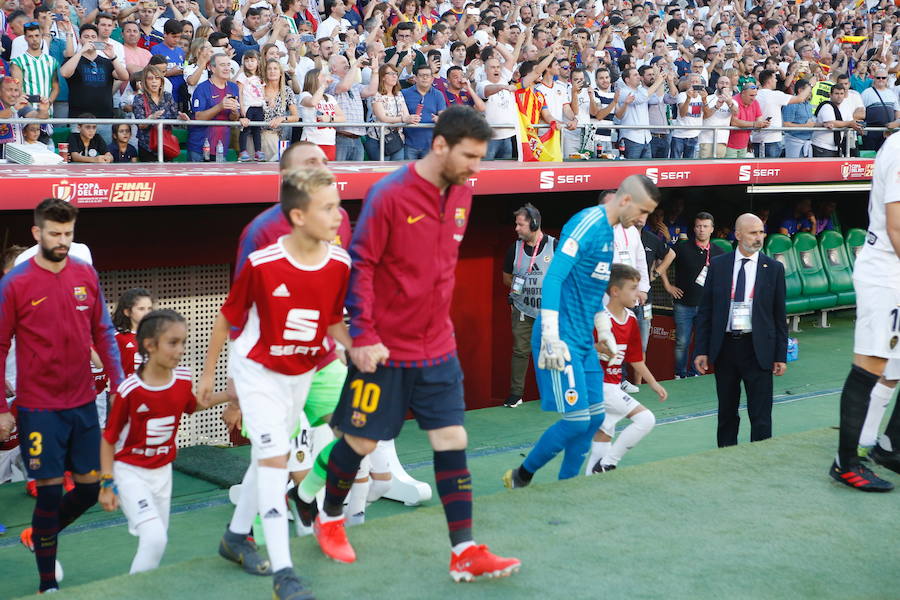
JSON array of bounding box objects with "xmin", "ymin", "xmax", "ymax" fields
[
  {"xmin": 344, "ymin": 478, "xmax": 370, "ymax": 518},
  {"xmin": 130, "ymin": 518, "xmax": 168, "ymax": 574},
  {"xmin": 229, "ymin": 462, "xmax": 259, "ymax": 535},
  {"xmin": 860, "ymin": 383, "xmax": 894, "ymax": 448},
  {"xmin": 452, "ymin": 541, "xmax": 476, "ymax": 555},
  {"xmin": 257, "ymin": 466, "xmax": 291, "ymax": 572},
  {"xmin": 585, "ymin": 441, "xmax": 611, "ymax": 475},
  {"xmin": 601, "ymin": 410, "xmax": 655, "ymax": 467},
  {"xmin": 366, "ymin": 476, "xmax": 392, "ymax": 504}
]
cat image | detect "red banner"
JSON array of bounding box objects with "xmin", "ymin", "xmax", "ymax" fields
[{"xmin": 0, "ymin": 158, "xmax": 875, "ymax": 210}]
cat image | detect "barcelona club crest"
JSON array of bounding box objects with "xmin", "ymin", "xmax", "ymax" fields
[
  {"xmin": 454, "ymin": 207, "xmax": 466, "ymax": 227},
  {"xmin": 29, "ymin": 458, "xmax": 41, "ymax": 471},
  {"xmin": 351, "ymin": 410, "xmax": 367, "ymax": 428},
  {"xmin": 73, "ymin": 286, "xmax": 87, "ymax": 301},
  {"xmin": 52, "ymin": 180, "xmax": 75, "ymax": 203}
]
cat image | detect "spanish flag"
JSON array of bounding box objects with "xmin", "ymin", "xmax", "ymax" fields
[
  {"xmin": 514, "ymin": 88, "xmax": 563, "ymax": 162},
  {"xmin": 839, "ymin": 35, "xmax": 868, "ymax": 44}
]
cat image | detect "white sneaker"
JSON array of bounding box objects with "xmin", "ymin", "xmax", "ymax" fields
[{"xmin": 621, "ymin": 380, "xmax": 639, "ymax": 394}]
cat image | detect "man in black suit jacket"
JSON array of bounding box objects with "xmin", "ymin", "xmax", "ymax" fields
[{"xmin": 694, "ymin": 213, "xmax": 788, "ymax": 447}]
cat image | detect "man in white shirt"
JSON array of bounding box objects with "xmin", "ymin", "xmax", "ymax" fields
[
  {"xmin": 671, "ymin": 73, "xmax": 706, "ymax": 158},
  {"xmin": 534, "ymin": 58, "xmax": 577, "ymax": 135},
  {"xmin": 699, "ymin": 75, "xmax": 737, "ymax": 158},
  {"xmin": 751, "ymin": 69, "xmax": 810, "ymax": 158},
  {"xmin": 811, "ymin": 85, "xmax": 863, "ymax": 157},
  {"xmin": 317, "ymin": 0, "xmax": 351, "ymax": 41},
  {"xmin": 478, "ymin": 57, "xmax": 516, "ymax": 160},
  {"xmin": 592, "ymin": 66, "xmax": 619, "ymax": 157},
  {"xmin": 615, "ymin": 66, "xmax": 664, "ymax": 159}
]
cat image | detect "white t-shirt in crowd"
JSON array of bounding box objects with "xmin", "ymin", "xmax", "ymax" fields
[
  {"xmin": 535, "ymin": 80, "xmax": 570, "ymax": 122},
  {"xmin": 700, "ymin": 93, "xmax": 734, "ymax": 144},
  {"xmin": 298, "ymin": 91, "xmax": 338, "ymax": 145},
  {"xmin": 751, "ymin": 88, "xmax": 792, "ymax": 143},
  {"xmin": 476, "ymin": 77, "xmax": 515, "ymax": 139},
  {"xmin": 673, "ymin": 91, "xmax": 705, "ymax": 138},
  {"xmin": 812, "ymin": 102, "xmax": 840, "ymax": 151}
]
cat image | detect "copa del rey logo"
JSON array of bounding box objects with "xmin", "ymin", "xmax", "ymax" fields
[
  {"xmin": 51, "ymin": 179, "xmax": 156, "ymax": 204},
  {"xmin": 839, "ymin": 162, "xmax": 873, "ymax": 180},
  {"xmin": 52, "ymin": 180, "xmax": 75, "ymax": 202}
]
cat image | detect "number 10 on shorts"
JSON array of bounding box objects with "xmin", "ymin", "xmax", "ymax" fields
[{"xmin": 349, "ymin": 380, "xmax": 381, "ymax": 427}]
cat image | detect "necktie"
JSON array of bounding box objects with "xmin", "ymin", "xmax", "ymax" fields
[{"xmin": 734, "ymin": 258, "xmax": 749, "ymax": 303}]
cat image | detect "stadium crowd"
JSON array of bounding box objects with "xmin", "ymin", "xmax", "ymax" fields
[{"xmin": 2, "ymin": 0, "xmax": 900, "ymax": 162}]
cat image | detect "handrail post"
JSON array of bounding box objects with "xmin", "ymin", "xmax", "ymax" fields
[
  {"xmin": 379, "ymin": 123, "xmax": 385, "ymax": 161},
  {"xmin": 157, "ymin": 121, "xmax": 164, "ymax": 163}
]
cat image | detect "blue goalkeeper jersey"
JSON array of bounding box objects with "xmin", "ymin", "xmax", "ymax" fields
[{"xmin": 537, "ymin": 205, "xmax": 614, "ymax": 356}]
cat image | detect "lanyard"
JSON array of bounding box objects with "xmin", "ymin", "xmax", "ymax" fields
[
  {"xmin": 696, "ymin": 241, "xmax": 710, "ymax": 266},
  {"xmin": 730, "ymin": 259, "xmax": 756, "ymax": 301},
  {"xmin": 516, "ymin": 233, "xmax": 543, "ymax": 275},
  {"xmin": 614, "ymin": 226, "xmax": 628, "ymax": 250}
]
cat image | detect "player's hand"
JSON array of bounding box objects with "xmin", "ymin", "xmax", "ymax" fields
[
  {"xmin": 349, "ymin": 344, "xmax": 389, "ymax": 373},
  {"xmin": 4, "ymin": 379, "xmax": 14, "ymax": 398},
  {"xmin": 593, "ymin": 311, "xmax": 617, "ymax": 362},
  {"xmin": 772, "ymin": 361, "xmax": 787, "ymax": 376},
  {"xmin": 652, "ymin": 382, "xmax": 668, "ymax": 402},
  {"xmin": 99, "ymin": 486, "xmax": 118, "ymax": 512},
  {"xmin": 221, "ymin": 402, "xmax": 242, "ymax": 432},
  {"xmin": 694, "ymin": 355, "xmax": 709, "ymax": 374},
  {"xmin": 197, "ymin": 372, "xmax": 214, "ymax": 407},
  {"xmin": 538, "ymin": 336, "xmax": 570, "ymax": 371},
  {"xmin": 0, "ymin": 411, "xmax": 14, "ymax": 442}
]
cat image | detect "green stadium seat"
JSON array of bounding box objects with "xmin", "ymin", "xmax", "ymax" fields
[
  {"xmin": 711, "ymin": 238, "xmax": 734, "ymax": 253},
  {"xmin": 764, "ymin": 233, "xmax": 810, "ymax": 320},
  {"xmin": 845, "ymin": 228, "xmax": 867, "ymax": 269},
  {"xmin": 174, "ymin": 150, "xmax": 188, "ymax": 163},
  {"xmin": 792, "ymin": 232, "xmax": 837, "ymax": 311},
  {"xmin": 52, "ymin": 127, "xmax": 71, "ymax": 144},
  {"xmin": 818, "ymin": 230, "xmax": 855, "ymax": 305},
  {"xmin": 172, "ymin": 128, "xmax": 188, "ymax": 144}
]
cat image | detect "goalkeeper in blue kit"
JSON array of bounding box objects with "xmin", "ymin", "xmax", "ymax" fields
[{"xmin": 503, "ymin": 175, "xmax": 660, "ymax": 485}]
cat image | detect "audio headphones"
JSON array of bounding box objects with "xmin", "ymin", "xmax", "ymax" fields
[{"xmin": 521, "ymin": 203, "xmax": 541, "ymax": 232}]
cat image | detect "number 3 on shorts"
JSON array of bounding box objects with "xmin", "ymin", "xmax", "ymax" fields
[
  {"xmin": 29, "ymin": 432, "xmax": 43, "ymax": 457},
  {"xmin": 350, "ymin": 380, "xmax": 381, "ymax": 413}
]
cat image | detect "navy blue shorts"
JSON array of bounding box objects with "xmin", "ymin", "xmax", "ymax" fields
[
  {"xmin": 333, "ymin": 356, "xmax": 465, "ymax": 440},
  {"xmin": 17, "ymin": 402, "xmax": 100, "ymax": 479}
]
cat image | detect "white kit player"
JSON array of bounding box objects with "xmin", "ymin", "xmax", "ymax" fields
[{"xmin": 830, "ymin": 132, "xmax": 900, "ymax": 491}]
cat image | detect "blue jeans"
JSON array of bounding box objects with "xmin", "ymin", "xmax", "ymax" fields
[
  {"xmin": 188, "ymin": 150, "xmax": 205, "ymax": 162},
  {"xmin": 752, "ymin": 141, "xmax": 784, "ymax": 158},
  {"xmin": 650, "ymin": 134, "xmax": 670, "ymax": 158},
  {"xmin": 486, "ymin": 137, "xmax": 513, "ymax": 160},
  {"xmin": 335, "ymin": 135, "xmax": 364, "ymax": 161},
  {"xmin": 404, "ymin": 145, "xmax": 429, "ymax": 160},
  {"xmin": 670, "ymin": 136, "xmax": 698, "ymax": 159},
  {"xmin": 673, "ymin": 303, "xmax": 700, "ymax": 378},
  {"xmin": 623, "ymin": 138, "xmax": 651, "ymax": 159}
]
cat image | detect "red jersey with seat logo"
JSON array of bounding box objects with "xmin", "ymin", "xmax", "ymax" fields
[
  {"xmin": 596, "ymin": 309, "xmax": 643, "ymax": 384},
  {"xmin": 115, "ymin": 331, "xmax": 143, "ymax": 376},
  {"xmin": 221, "ymin": 238, "xmax": 350, "ymax": 375},
  {"xmin": 104, "ymin": 367, "xmax": 196, "ymax": 469}
]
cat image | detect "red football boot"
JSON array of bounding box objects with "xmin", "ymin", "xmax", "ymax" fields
[
  {"xmin": 313, "ymin": 515, "xmax": 356, "ymax": 563},
  {"xmin": 449, "ymin": 544, "xmax": 521, "ymax": 582}
]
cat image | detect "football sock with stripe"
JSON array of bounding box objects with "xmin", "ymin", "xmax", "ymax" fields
[
  {"xmin": 257, "ymin": 466, "xmax": 291, "ymax": 572},
  {"xmin": 522, "ymin": 418, "xmax": 590, "ymax": 475},
  {"xmin": 434, "ymin": 450, "xmax": 473, "ymax": 547},
  {"xmin": 837, "ymin": 365, "xmax": 879, "ymax": 468},
  {"xmin": 859, "ymin": 383, "xmax": 894, "ymax": 448},
  {"xmin": 322, "ymin": 438, "xmax": 364, "ymax": 518},
  {"xmin": 601, "ymin": 410, "xmax": 655, "ymax": 468},
  {"xmin": 229, "ymin": 462, "xmax": 259, "ymax": 536},
  {"xmin": 33, "ymin": 484, "xmax": 63, "ymax": 592},
  {"xmin": 58, "ymin": 481, "xmax": 99, "ymax": 532},
  {"xmin": 298, "ymin": 439, "xmax": 336, "ymax": 504}
]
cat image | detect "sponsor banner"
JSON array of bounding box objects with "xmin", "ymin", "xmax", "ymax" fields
[{"xmin": 0, "ymin": 159, "xmax": 875, "ymax": 209}]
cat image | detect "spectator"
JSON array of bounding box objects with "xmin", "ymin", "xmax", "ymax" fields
[
  {"xmin": 109, "ymin": 122, "xmax": 138, "ymax": 162},
  {"xmin": 811, "ymin": 84, "xmax": 863, "ymax": 158},
  {"xmin": 671, "ymin": 73, "xmax": 706, "ymax": 159},
  {"xmin": 565, "ymin": 67, "xmax": 599, "ymax": 157},
  {"xmin": 440, "ymin": 65, "xmax": 485, "ymax": 111},
  {"xmin": 95, "ymin": 12, "xmax": 126, "ymax": 63},
  {"xmin": 317, "ymin": 0, "xmax": 351, "ymax": 40},
  {"xmin": 60, "ymin": 23, "xmax": 129, "ymax": 144},
  {"xmin": 184, "ymin": 39, "xmax": 213, "ymax": 96},
  {"xmin": 327, "ymin": 52, "xmax": 378, "ymax": 160},
  {"xmin": 0, "ymin": 74, "xmax": 50, "ymax": 158},
  {"xmin": 132, "ymin": 65, "xmax": 188, "ymax": 161},
  {"xmin": 260, "ymin": 58, "xmax": 300, "ymax": 160},
  {"xmin": 592, "ymin": 66, "xmax": 619, "ymax": 157},
  {"xmin": 400, "ymin": 62, "xmax": 445, "ymax": 159},
  {"xmin": 135, "ymin": 1, "xmax": 164, "ymax": 51},
  {"xmin": 364, "ymin": 63, "xmax": 413, "ymax": 161},
  {"xmin": 10, "ymin": 5, "xmax": 51, "ymax": 60},
  {"xmin": 121, "ymin": 21, "xmax": 152, "ymax": 94},
  {"xmin": 615, "ymin": 65, "xmax": 663, "ymax": 159},
  {"xmin": 187, "ymin": 52, "xmax": 240, "ymax": 161},
  {"xmin": 644, "ymin": 61, "xmax": 678, "ymax": 158},
  {"xmin": 10, "ymin": 21, "xmax": 59, "ymax": 113},
  {"xmin": 67, "ymin": 115, "xmax": 113, "ymax": 162},
  {"xmin": 814, "ymin": 199, "xmax": 839, "ymax": 235},
  {"xmin": 385, "ymin": 21, "xmax": 425, "ymax": 86},
  {"xmin": 298, "ymin": 67, "xmax": 344, "ymax": 160},
  {"xmin": 699, "ymin": 75, "xmax": 737, "ymax": 159},
  {"xmin": 725, "ymin": 80, "xmax": 768, "ymax": 158},
  {"xmin": 534, "ymin": 57, "xmax": 577, "ymax": 150},
  {"xmin": 2, "ymin": 12, "xmax": 29, "ymax": 62},
  {"xmin": 751, "ymin": 69, "xmax": 811, "ymax": 158},
  {"xmin": 659, "ymin": 211, "xmax": 725, "ymax": 379},
  {"xmin": 861, "ymin": 67, "xmax": 900, "ymax": 152},
  {"xmin": 782, "ymin": 79, "xmax": 816, "ymax": 158},
  {"xmin": 477, "ymin": 57, "xmax": 516, "ymax": 160},
  {"xmin": 150, "ymin": 20, "xmax": 187, "ymax": 102},
  {"xmin": 19, "ymin": 121, "xmax": 50, "ymax": 150},
  {"xmin": 222, "ymin": 16, "xmax": 259, "ymax": 63},
  {"xmin": 778, "ymin": 199, "xmax": 815, "ymax": 237},
  {"xmin": 235, "ymin": 49, "xmax": 265, "ymax": 161}
]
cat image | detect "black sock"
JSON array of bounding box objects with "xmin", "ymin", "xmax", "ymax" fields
[
  {"xmin": 323, "ymin": 438, "xmax": 364, "ymax": 517},
  {"xmin": 434, "ymin": 450, "xmax": 473, "ymax": 547},
  {"xmin": 881, "ymin": 399, "xmax": 900, "ymax": 452},
  {"xmin": 58, "ymin": 481, "xmax": 99, "ymax": 532},
  {"xmin": 838, "ymin": 365, "xmax": 880, "ymax": 467},
  {"xmin": 517, "ymin": 464, "xmax": 534, "ymax": 483},
  {"xmin": 33, "ymin": 484, "xmax": 63, "ymax": 592}
]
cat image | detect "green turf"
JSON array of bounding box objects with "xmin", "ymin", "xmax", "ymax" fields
[{"xmin": 10, "ymin": 427, "xmax": 899, "ymax": 600}]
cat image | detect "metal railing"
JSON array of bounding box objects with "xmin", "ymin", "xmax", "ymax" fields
[{"xmin": 0, "ymin": 117, "xmax": 889, "ymax": 162}]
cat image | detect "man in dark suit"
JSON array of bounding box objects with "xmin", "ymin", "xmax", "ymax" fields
[{"xmin": 694, "ymin": 213, "xmax": 788, "ymax": 447}]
